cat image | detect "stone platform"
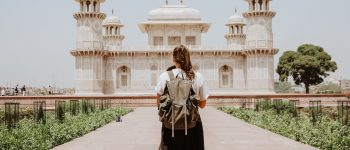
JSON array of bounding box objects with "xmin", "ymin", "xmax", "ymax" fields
[{"xmin": 52, "ymin": 107, "xmax": 317, "ymax": 150}]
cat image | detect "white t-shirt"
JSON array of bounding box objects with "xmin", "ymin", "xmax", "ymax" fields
[{"xmin": 155, "ymin": 68, "xmax": 209, "ymax": 101}]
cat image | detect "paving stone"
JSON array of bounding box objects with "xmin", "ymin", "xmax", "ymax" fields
[{"xmin": 52, "ymin": 107, "xmax": 318, "ymax": 150}]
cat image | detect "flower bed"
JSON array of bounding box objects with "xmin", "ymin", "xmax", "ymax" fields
[
  {"xmin": 0, "ymin": 106, "xmax": 34, "ymax": 123},
  {"xmin": 219, "ymin": 107, "xmax": 350, "ymax": 150},
  {"xmin": 0, "ymin": 107, "xmax": 132, "ymax": 150}
]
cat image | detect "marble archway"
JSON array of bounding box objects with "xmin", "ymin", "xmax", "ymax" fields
[
  {"xmin": 219, "ymin": 65, "xmax": 233, "ymax": 88},
  {"xmin": 116, "ymin": 66, "xmax": 130, "ymax": 89}
]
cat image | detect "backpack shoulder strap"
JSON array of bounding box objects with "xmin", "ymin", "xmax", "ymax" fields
[{"xmin": 167, "ymin": 71, "xmax": 176, "ymax": 81}]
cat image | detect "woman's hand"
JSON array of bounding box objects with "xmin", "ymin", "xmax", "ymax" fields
[{"xmin": 198, "ymin": 100, "xmax": 206, "ymax": 109}]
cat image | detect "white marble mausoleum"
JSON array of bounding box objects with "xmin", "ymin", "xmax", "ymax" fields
[{"xmin": 71, "ymin": 0, "xmax": 279, "ymax": 95}]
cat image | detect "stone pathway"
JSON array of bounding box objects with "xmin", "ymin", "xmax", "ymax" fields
[{"xmin": 53, "ymin": 107, "xmax": 318, "ymax": 150}]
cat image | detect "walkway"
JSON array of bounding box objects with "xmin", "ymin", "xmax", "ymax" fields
[{"xmin": 53, "ymin": 107, "xmax": 318, "ymax": 150}]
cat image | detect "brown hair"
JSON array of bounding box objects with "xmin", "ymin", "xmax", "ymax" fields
[{"xmin": 173, "ymin": 45, "xmax": 195, "ymax": 80}]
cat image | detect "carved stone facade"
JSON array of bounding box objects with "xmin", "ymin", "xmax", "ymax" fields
[{"xmin": 71, "ymin": 0, "xmax": 278, "ymax": 95}]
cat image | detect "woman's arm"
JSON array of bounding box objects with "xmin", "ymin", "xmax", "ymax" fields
[
  {"xmin": 195, "ymin": 73, "xmax": 208, "ymax": 109},
  {"xmin": 156, "ymin": 93, "xmax": 160, "ymax": 108}
]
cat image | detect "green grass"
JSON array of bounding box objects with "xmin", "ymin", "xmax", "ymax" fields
[
  {"xmin": 219, "ymin": 107, "xmax": 350, "ymax": 150},
  {"xmin": 0, "ymin": 107, "xmax": 133, "ymax": 150}
]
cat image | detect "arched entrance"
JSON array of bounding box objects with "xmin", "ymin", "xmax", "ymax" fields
[
  {"xmin": 219, "ymin": 65, "xmax": 233, "ymax": 88},
  {"xmin": 116, "ymin": 66, "xmax": 130, "ymax": 89}
]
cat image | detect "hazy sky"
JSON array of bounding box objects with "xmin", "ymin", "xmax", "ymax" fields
[{"xmin": 0, "ymin": 0, "xmax": 349, "ymax": 88}]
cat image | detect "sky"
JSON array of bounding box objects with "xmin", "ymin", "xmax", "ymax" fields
[{"xmin": 0, "ymin": 0, "xmax": 350, "ymax": 88}]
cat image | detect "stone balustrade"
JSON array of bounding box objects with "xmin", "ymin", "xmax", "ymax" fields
[{"xmin": 0, "ymin": 94, "xmax": 347, "ymax": 108}]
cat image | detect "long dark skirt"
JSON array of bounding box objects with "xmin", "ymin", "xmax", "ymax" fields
[{"xmin": 159, "ymin": 121, "xmax": 205, "ymax": 150}]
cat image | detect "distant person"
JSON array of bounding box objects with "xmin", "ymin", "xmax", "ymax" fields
[
  {"xmin": 1, "ymin": 88, "xmax": 5, "ymax": 96},
  {"xmin": 21, "ymin": 85, "xmax": 26, "ymax": 96},
  {"xmin": 49, "ymin": 85, "xmax": 52, "ymax": 95},
  {"xmin": 15, "ymin": 85, "xmax": 19, "ymax": 96}
]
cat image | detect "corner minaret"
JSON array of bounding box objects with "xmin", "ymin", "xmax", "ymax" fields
[
  {"xmin": 244, "ymin": 0, "xmax": 276, "ymax": 49},
  {"xmin": 225, "ymin": 9, "xmax": 246, "ymax": 50},
  {"xmin": 73, "ymin": 0, "xmax": 106, "ymax": 50},
  {"xmin": 103, "ymin": 10, "xmax": 125, "ymax": 51},
  {"xmin": 71, "ymin": 0, "xmax": 107, "ymax": 95},
  {"xmin": 243, "ymin": 0, "xmax": 279, "ymax": 93}
]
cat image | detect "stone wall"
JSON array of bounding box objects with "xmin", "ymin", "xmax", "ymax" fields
[{"xmin": 0, "ymin": 94, "xmax": 347, "ymax": 108}]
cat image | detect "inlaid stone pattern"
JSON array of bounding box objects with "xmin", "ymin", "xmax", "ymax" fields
[{"xmin": 71, "ymin": 0, "xmax": 279, "ymax": 95}]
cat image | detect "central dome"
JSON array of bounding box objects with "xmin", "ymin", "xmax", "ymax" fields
[
  {"xmin": 74, "ymin": 0, "xmax": 106, "ymax": 3},
  {"xmin": 148, "ymin": 5, "xmax": 201, "ymax": 21}
]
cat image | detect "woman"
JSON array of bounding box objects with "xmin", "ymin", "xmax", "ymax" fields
[
  {"xmin": 1, "ymin": 88, "xmax": 5, "ymax": 96},
  {"xmin": 155, "ymin": 45, "xmax": 209, "ymax": 150}
]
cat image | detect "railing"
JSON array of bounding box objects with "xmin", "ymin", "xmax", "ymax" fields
[
  {"xmin": 107, "ymin": 45, "xmax": 243, "ymax": 52},
  {"xmin": 74, "ymin": 43, "xmax": 277, "ymax": 52},
  {"xmin": 76, "ymin": 41, "xmax": 103, "ymax": 50},
  {"xmin": 0, "ymin": 94, "xmax": 347, "ymax": 108},
  {"xmin": 72, "ymin": 44, "xmax": 280, "ymax": 53}
]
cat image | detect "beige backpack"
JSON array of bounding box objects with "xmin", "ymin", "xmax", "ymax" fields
[{"xmin": 158, "ymin": 71, "xmax": 200, "ymax": 137}]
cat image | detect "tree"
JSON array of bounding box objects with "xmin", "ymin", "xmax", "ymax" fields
[{"xmin": 277, "ymin": 44, "xmax": 337, "ymax": 94}]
